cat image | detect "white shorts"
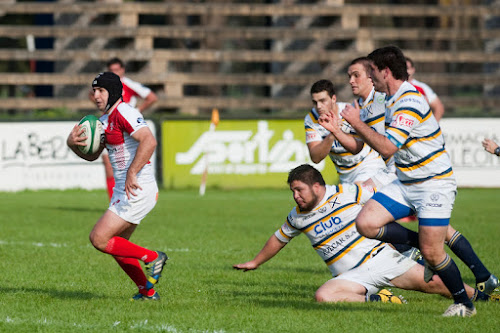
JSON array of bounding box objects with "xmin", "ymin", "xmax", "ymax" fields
[
  {"xmin": 377, "ymin": 177, "xmax": 457, "ymax": 220},
  {"xmin": 338, "ymin": 156, "xmax": 386, "ymax": 184},
  {"xmin": 371, "ymin": 166, "xmax": 398, "ymax": 189},
  {"xmin": 334, "ymin": 246, "xmax": 417, "ymax": 295},
  {"xmin": 108, "ymin": 181, "xmax": 158, "ymax": 224}
]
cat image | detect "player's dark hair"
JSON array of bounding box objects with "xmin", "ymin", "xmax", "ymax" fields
[
  {"xmin": 106, "ymin": 57, "xmax": 124, "ymax": 69},
  {"xmin": 368, "ymin": 46, "xmax": 408, "ymax": 81},
  {"xmin": 350, "ymin": 57, "xmax": 371, "ymax": 75},
  {"xmin": 92, "ymin": 72, "xmax": 123, "ymax": 111},
  {"xmin": 287, "ymin": 164, "xmax": 325, "ymax": 187},
  {"xmin": 310, "ymin": 79, "xmax": 335, "ymax": 97}
]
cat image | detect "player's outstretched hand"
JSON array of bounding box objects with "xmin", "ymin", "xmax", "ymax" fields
[
  {"xmin": 482, "ymin": 138, "xmax": 499, "ymax": 155},
  {"xmin": 233, "ymin": 261, "xmax": 259, "ymax": 272}
]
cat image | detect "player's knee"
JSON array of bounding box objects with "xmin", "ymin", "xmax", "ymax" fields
[
  {"xmin": 420, "ymin": 246, "xmax": 446, "ymax": 266},
  {"xmin": 89, "ymin": 231, "xmax": 108, "ymax": 252},
  {"xmin": 315, "ymin": 288, "xmax": 336, "ymax": 303},
  {"xmin": 315, "ymin": 289, "xmax": 328, "ymax": 303},
  {"xmin": 355, "ymin": 216, "xmax": 372, "ymax": 237}
]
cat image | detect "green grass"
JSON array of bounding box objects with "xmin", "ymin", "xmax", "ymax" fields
[{"xmin": 0, "ymin": 188, "xmax": 499, "ymax": 332}]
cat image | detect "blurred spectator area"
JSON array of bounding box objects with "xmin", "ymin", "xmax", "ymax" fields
[{"xmin": 0, "ymin": 0, "xmax": 499, "ymax": 118}]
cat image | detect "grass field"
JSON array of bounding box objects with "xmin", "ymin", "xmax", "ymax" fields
[{"xmin": 0, "ymin": 187, "xmax": 499, "ymax": 332}]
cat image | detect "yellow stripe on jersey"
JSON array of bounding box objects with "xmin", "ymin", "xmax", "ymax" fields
[
  {"xmin": 402, "ymin": 168, "xmax": 454, "ymax": 185},
  {"xmin": 387, "ymin": 127, "xmax": 409, "ymax": 141},
  {"xmin": 395, "ymin": 109, "xmax": 424, "ymax": 123},
  {"xmin": 326, "ymin": 236, "xmax": 365, "ymax": 266},
  {"xmin": 396, "ymin": 149, "xmax": 446, "ymax": 172},
  {"xmin": 366, "ymin": 116, "xmax": 384, "ymax": 127},
  {"xmin": 332, "ymin": 151, "xmax": 355, "ymax": 157},
  {"xmin": 405, "ymin": 128, "xmax": 442, "ymax": 148},
  {"xmin": 433, "ymin": 169, "xmax": 454, "ymax": 179},
  {"xmin": 308, "ymin": 111, "xmax": 319, "ymax": 124},
  {"xmin": 421, "ymin": 110, "xmax": 432, "ymax": 122},
  {"xmin": 355, "ymin": 184, "xmax": 362, "ymax": 203},
  {"xmin": 334, "ymin": 159, "xmax": 363, "ymax": 171},
  {"xmin": 357, "ymin": 243, "xmax": 385, "ymax": 267},
  {"xmin": 279, "ymin": 227, "xmax": 292, "ymax": 240},
  {"xmin": 313, "ymin": 222, "xmax": 356, "ymax": 250}
]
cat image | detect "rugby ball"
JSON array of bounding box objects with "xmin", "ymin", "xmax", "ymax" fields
[{"xmin": 78, "ymin": 115, "xmax": 104, "ymax": 155}]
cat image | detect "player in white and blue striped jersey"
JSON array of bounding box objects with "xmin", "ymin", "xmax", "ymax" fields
[
  {"xmin": 341, "ymin": 46, "xmax": 477, "ymax": 317},
  {"xmin": 305, "ymin": 79, "xmax": 386, "ymax": 184},
  {"xmin": 337, "ymin": 57, "xmax": 499, "ymax": 296},
  {"xmin": 233, "ymin": 165, "xmax": 492, "ymax": 304}
]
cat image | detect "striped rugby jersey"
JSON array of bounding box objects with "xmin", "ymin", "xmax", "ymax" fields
[
  {"xmin": 275, "ymin": 184, "xmax": 385, "ymax": 277},
  {"xmin": 385, "ymin": 81, "xmax": 454, "ymax": 184},
  {"xmin": 304, "ymin": 104, "xmax": 381, "ymax": 176},
  {"xmin": 354, "ymin": 88, "xmax": 386, "ymax": 136}
]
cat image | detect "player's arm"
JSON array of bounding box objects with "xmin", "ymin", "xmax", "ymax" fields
[
  {"xmin": 233, "ymin": 234, "xmax": 287, "ymax": 271},
  {"xmin": 66, "ymin": 124, "xmax": 104, "ymax": 161},
  {"xmin": 125, "ymin": 126, "xmax": 157, "ymax": 198},
  {"xmin": 429, "ymin": 97, "xmax": 445, "ymax": 121},
  {"xmin": 341, "ymin": 102, "xmax": 398, "ymax": 159},
  {"xmin": 307, "ymin": 134, "xmax": 336, "ymax": 164},
  {"xmin": 319, "ymin": 111, "xmax": 364, "ymax": 154},
  {"xmin": 137, "ymin": 91, "xmax": 158, "ymax": 114}
]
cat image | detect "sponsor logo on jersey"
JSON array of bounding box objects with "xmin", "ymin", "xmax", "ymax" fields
[
  {"xmin": 321, "ymin": 229, "xmax": 357, "ymax": 255},
  {"xmin": 328, "ymin": 197, "xmax": 340, "ymax": 208},
  {"xmin": 392, "ymin": 114, "xmax": 415, "ymax": 129},
  {"xmin": 306, "ymin": 131, "xmax": 319, "ymax": 141},
  {"xmin": 314, "ymin": 216, "xmax": 342, "ymax": 236}
]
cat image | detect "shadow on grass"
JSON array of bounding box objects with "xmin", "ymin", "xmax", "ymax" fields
[
  {"xmin": 0, "ymin": 286, "xmax": 104, "ymax": 300},
  {"xmin": 223, "ymin": 292, "xmax": 404, "ymax": 313}
]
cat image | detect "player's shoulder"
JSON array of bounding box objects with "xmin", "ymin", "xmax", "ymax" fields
[
  {"xmin": 395, "ymin": 82, "xmax": 427, "ymax": 106},
  {"xmin": 305, "ymin": 108, "xmax": 322, "ymax": 129},
  {"xmin": 114, "ymin": 102, "xmax": 142, "ymax": 120},
  {"xmin": 305, "ymin": 108, "xmax": 319, "ymax": 122}
]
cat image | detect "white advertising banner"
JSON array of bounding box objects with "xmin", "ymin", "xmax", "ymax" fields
[
  {"xmin": 0, "ymin": 120, "xmax": 156, "ymax": 191},
  {"xmin": 440, "ymin": 118, "xmax": 500, "ymax": 187}
]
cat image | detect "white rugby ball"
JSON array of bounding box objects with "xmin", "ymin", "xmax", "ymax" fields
[{"xmin": 78, "ymin": 115, "xmax": 104, "ymax": 155}]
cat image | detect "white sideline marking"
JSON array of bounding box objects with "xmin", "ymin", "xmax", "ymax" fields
[
  {"xmin": 0, "ymin": 316, "xmax": 226, "ymax": 332},
  {"xmin": 0, "ymin": 240, "xmax": 190, "ymax": 252}
]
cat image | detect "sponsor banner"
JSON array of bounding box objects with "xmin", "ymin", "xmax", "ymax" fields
[
  {"xmin": 440, "ymin": 118, "xmax": 500, "ymax": 187},
  {"xmin": 0, "ymin": 120, "xmax": 156, "ymax": 191},
  {"xmin": 162, "ymin": 119, "xmax": 338, "ymax": 189}
]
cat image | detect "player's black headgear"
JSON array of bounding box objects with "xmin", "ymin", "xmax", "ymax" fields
[{"xmin": 92, "ymin": 72, "xmax": 123, "ymax": 111}]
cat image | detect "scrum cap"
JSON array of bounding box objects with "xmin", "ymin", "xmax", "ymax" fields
[{"xmin": 92, "ymin": 72, "xmax": 123, "ymax": 111}]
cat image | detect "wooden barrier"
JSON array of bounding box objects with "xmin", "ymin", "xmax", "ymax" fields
[{"xmin": 0, "ymin": 1, "xmax": 499, "ymax": 116}]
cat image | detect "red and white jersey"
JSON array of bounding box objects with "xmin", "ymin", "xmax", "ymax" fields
[
  {"xmin": 410, "ymin": 78, "xmax": 438, "ymax": 104},
  {"xmin": 121, "ymin": 77, "xmax": 152, "ymax": 108},
  {"xmin": 100, "ymin": 102, "xmax": 155, "ymax": 189}
]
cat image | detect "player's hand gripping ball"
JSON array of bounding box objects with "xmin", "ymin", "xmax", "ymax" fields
[{"xmin": 78, "ymin": 115, "xmax": 104, "ymax": 155}]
